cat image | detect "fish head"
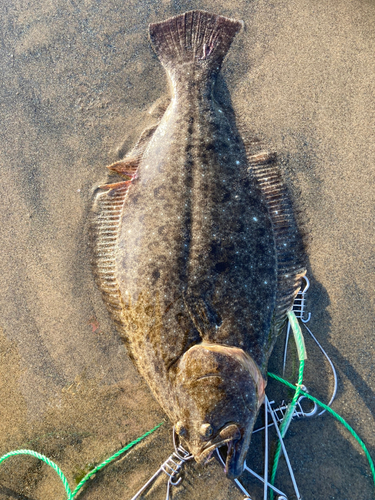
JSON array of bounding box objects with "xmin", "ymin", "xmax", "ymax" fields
[{"xmin": 174, "ymin": 343, "xmax": 266, "ymax": 479}]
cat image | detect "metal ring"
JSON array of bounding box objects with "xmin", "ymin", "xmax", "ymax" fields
[{"xmin": 297, "ymin": 396, "xmax": 318, "ymax": 417}]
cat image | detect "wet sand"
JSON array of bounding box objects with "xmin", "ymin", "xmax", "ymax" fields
[{"xmin": 0, "ymin": 0, "xmax": 374, "ymax": 499}]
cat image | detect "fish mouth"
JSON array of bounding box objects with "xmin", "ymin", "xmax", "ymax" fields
[
  {"xmin": 219, "ymin": 434, "xmax": 248, "ymax": 479},
  {"xmin": 195, "ymin": 423, "xmax": 242, "ymax": 470}
]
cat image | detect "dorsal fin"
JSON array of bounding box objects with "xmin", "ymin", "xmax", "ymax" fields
[
  {"xmin": 91, "ymin": 182, "xmax": 131, "ymax": 349},
  {"xmin": 247, "ymin": 151, "xmax": 307, "ymax": 326}
]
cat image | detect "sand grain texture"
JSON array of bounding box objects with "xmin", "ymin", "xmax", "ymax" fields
[{"xmin": 0, "ymin": 1, "xmax": 374, "ymax": 499}]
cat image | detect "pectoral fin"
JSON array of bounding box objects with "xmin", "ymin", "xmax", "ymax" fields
[
  {"xmin": 107, "ymin": 123, "xmax": 159, "ymax": 178},
  {"xmin": 107, "ymin": 158, "xmax": 140, "ymax": 178},
  {"xmin": 98, "ymin": 180, "xmax": 132, "ymax": 196},
  {"xmin": 108, "ymin": 96, "xmax": 170, "ymax": 178}
]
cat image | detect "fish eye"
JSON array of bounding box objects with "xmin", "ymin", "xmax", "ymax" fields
[
  {"xmin": 200, "ymin": 423, "xmax": 214, "ymax": 439},
  {"xmin": 175, "ymin": 421, "xmax": 188, "ymax": 437}
]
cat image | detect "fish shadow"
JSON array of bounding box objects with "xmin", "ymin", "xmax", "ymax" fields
[
  {"xmin": 306, "ymin": 269, "xmax": 375, "ymax": 419},
  {"xmin": 235, "ymin": 266, "xmax": 375, "ymax": 498},
  {"xmin": 0, "ymin": 485, "xmax": 38, "ymax": 500}
]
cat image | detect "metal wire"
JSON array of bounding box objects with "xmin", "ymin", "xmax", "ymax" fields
[{"xmin": 129, "ymin": 427, "xmax": 193, "ymax": 500}]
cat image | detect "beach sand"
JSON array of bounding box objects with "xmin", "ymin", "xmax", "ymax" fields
[{"xmin": 0, "ymin": 0, "xmax": 374, "ymax": 498}]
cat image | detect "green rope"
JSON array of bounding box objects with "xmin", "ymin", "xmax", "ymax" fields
[
  {"xmin": 268, "ymin": 371, "xmax": 375, "ymax": 489},
  {"xmin": 278, "ymin": 311, "xmax": 306, "ymax": 439},
  {"xmin": 0, "ymin": 449, "xmax": 74, "ymax": 499},
  {"xmin": 269, "ymin": 310, "xmax": 305, "ymax": 499},
  {"xmin": 268, "ymin": 310, "xmax": 375, "ymax": 497},
  {"xmin": 1, "ymin": 317, "xmax": 374, "ymax": 500},
  {"xmin": 287, "ymin": 308, "xmax": 307, "ymax": 361},
  {"xmin": 72, "ymin": 422, "xmax": 163, "ymax": 496},
  {"xmin": 0, "ymin": 422, "xmax": 163, "ymax": 499}
]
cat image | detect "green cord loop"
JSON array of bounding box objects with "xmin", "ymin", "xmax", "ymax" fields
[
  {"xmin": 0, "ymin": 449, "xmax": 74, "ymax": 500},
  {"xmin": 268, "ymin": 310, "xmax": 375, "ymax": 498},
  {"xmin": 0, "ymin": 423, "xmax": 163, "ymax": 499},
  {"xmin": 0, "ymin": 310, "xmax": 374, "ymax": 498}
]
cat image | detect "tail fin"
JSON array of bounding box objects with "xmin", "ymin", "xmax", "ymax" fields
[{"xmin": 149, "ymin": 10, "xmax": 243, "ymax": 70}]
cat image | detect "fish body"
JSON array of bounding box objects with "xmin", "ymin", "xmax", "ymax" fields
[{"xmin": 93, "ymin": 10, "xmax": 305, "ymax": 479}]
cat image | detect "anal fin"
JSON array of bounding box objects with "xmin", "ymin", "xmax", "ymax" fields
[
  {"xmin": 148, "ymin": 95, "xmax": 170, "ymax": 121},
  {"xmin": 94, "ymin": 98, "xmax": 170, "ymax": 339}
]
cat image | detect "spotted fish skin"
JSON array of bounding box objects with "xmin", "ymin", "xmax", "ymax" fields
[{"xmin": 93, "ymin": 10, "xmax": 305, "ymax": 479}]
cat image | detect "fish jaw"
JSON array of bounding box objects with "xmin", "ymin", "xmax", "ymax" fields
[
  {"xmin": 194, "ymin": 423, "xmax": 241, "ymax": 464},
  {"xmin": 193, "ymin": 421, "xmax": 254, "ymax": 479},
  {"xmin": 224, "ymin": 423, "xmax": 253, "ymax": 479}
]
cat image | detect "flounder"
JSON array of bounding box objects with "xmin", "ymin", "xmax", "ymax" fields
[{"xmin": 93, "ymin": 10, "xmax": 306, "ymax": 479}]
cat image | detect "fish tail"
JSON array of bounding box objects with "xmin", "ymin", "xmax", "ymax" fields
[{"xmin": 149, "ymin": 10, "xmax": 243, "ymax": 72}]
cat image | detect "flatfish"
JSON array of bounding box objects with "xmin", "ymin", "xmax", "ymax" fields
[{"xmin": 92, "ymin": 10, "xmax": 306, "ymax": 479}]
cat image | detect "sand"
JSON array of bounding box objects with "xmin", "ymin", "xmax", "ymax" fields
[{"xmin": 0, "ymin": 0, "xmax": 374, "ymax": 499}]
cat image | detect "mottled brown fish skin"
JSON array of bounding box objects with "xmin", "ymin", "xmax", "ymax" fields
[{"xmin": 93, "ymin": 10, "xmax": 305, "ymax": 479}]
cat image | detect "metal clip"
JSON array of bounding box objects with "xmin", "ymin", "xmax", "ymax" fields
[
  {"xmin": 217, "ymin": 396, "xmax": 302, "ymax": 500},
  {"xmin": 283, "ymin": 274, "xmax": 338, "ymax": 414},
  {"xmin": 292, "ymin": 275, "xmax": 311, "ymax": 323},
  {"xmin": 283, "ymin": 276, "xmax": 310, "ymax": 375},
  {"xmin": 130, "ymin": 427, "xmax": 193, "ymax": 500},
  {"xmin": 272, "ymin": 395, "xmax": 318, "ymax": 421},
  {"xmin": 252, "ymin": 394, "xmax": 317, "ymax": 438}
]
